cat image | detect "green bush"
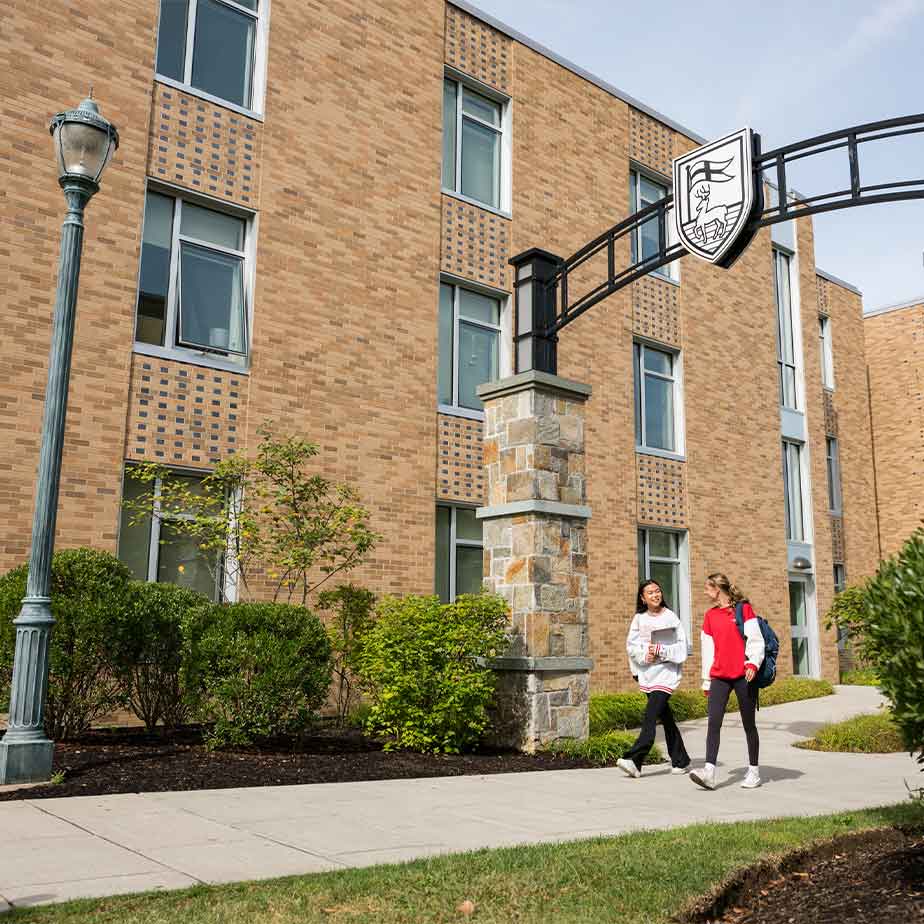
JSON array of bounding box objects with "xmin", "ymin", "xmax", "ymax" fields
[
  {"xmin": 110, "ymin": 581, "xmax": 210, "ymax": 733},
  {"xmin": 794, "ymin": 710, "xmax": 904, "ymax": 753},
  {"xmin": 187, "ymin": 601, "xmax": 332, "ymax": 748},
  {"xmin": 545, "ymin": 731, "xmax": 664, "ymax": 766},
  {"xmin": 589, "ymin": 678, "xmax": 834, "ymax": 734},
  {"xmin": 0, "ymin": 548, "xmax": 132, "ymax": 739},
  {"xmin": 356, "ymin": 593, "xmax": 508, "ymax": 754},
  {"xmin": 858, "ymin": 530, "xmax": 924, "ymax": 763},
  {"xmin": 841, "ymin": 668, "xmax": 880, "ymax": 686}
]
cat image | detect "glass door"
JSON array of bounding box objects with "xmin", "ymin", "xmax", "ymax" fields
[{"xmin": 788, "ymin": 577, "xmax": 816, "ymax": 676}]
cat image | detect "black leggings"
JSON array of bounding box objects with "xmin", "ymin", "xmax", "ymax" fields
[
  {"xmin": 624, "ymin": 690, "xmax": 690, "ymax": 771},
  {"xmin": 706, "ymin": 676, "xmax": 759, "ymax": 766}
]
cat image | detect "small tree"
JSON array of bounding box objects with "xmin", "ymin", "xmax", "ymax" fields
[
  {"xmin": 317, "ymin": 584, "xmax": 376, "ymax": 726},
  {"xmin": 121, "ymin": 424, "xmax": 380, "ymax": 604},
  {"xmin": 824, "ymin": 581, "xmax": 876, "ymax": 667}
]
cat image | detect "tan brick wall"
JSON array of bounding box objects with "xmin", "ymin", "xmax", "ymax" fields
[
  {"xmin": 437, "ymin": 414, "xmax": 485, "ymax": 503},
  {"xmin": 440, "ymin": 197, "xmax": 511, "ymax": 289},
  {"xmin": 445, "ymin": 4, "xmax": 512, "ymax": 93},
  {"xmin": 865, "ymin": 301, "xmax": 924, "ymax": 556}
]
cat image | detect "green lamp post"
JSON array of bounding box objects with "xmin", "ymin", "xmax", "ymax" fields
[{"xmin": 0, "ymin": 94, "xmax": 118, "ymax": 784}]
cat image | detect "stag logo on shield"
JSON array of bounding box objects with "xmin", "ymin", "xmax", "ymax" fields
[{"xmin": 673, "ymin": 128, "xmax": 756, "ymax": 267}]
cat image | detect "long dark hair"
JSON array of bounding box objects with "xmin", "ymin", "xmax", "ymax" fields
[{"xmin": 636, "ymin": 579, "xmax": 670, "ymax": 614}]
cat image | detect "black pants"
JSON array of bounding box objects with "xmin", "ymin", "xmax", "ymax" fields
[
  {"xmin": 624, "ymin": 691, "xmax": 690, "ymax": 771},
  {"xmin": 706, "ymin": 676, "xmax": 759, "ymax": 766}
]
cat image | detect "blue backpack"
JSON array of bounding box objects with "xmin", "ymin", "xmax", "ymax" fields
[{"xmin": 734, "ymin": 602, "xmax": 779, "ymax": 689}]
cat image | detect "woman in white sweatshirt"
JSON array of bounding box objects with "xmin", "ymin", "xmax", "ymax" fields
[{"xmin": 616, "ymin": 579, "xmax": 690, "ymax": 779}]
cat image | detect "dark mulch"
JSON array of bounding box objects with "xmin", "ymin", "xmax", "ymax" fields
[
  {"xmin": 0, "ymin": 725, "xmax": 595, "ymax": 801},
  {"xmin": 681, "ymin": 826, "xmax": 924, "ymax": 924}
]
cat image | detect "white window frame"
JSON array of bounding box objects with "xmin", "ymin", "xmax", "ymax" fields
[
  {"xmin": 633, "ymin": 340, "xmax": 685, "ymax": 459},
  {"xmin": 819, "ymin": 314, "xmax": 835, "ymax": 390},
  {"xmin": 442, "ymin": 68, "xmax": 512, "ymax": 216},
  {"xmin": 826, "ymin": 436, "xmax": 843, "ymax": 515},
  {"xmin": 133, "ymin": 183, "xmax": 256, "ymax": 373},
  {"xmin": 782, "ymin": 439, "xmax": 807, "ymax": 542},
  {"xmin": 436, "ymin": 503, "xmax": 483, "ymax": 602},
  {"xmin": 774, "ymin": 248, "xmax": 800, "ymax": 411},
  {"xmin": 155, "ymin": 0, "xmax": 270, "ymax": 119},
  {"xmin": 629, "ymin": 166, "xmax": 679, "ymax": 283},
  {"xmin": 438, "ymin": 275, "xmax": 511, "ymax": 421},
  {"xmin": 788, "ymin": 573, "xmax": 820, "ymax": 678},
  {"xmin": 637, "ymin": 527, "xmax": 691, "ymax": 650},
  {"xmin": 833, "ymin": 562, "xmax": 847, "ymax": 594}
]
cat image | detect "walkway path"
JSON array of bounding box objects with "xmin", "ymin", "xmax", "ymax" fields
[{"xmin": 0, "ymin": 685, "xmax": 913, "ymax": 911}]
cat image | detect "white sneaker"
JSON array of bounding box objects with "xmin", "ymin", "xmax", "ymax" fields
[
  {"xmin": 616, "ymin": 757, "xmax": 641, "ymax": 779},
  {"xmin": 741, "ymin": 767, "xmax": 762, "ymax": 789},
  {"xmin": 690, "ymin": 764, "xmax": 716, "ymax": 790},
  {"xmin": 671, "ymin": 765, "xmax": 690, "ymax": 775}
]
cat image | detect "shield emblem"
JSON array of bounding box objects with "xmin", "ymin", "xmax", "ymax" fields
[{"xmin": 673, "ymin": 128, "xmax": 757, "ymax": 267}]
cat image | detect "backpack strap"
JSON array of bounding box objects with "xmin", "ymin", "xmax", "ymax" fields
[{"xmin": 734, "ymin": 602, "xmax": 746, "ymax": 640}]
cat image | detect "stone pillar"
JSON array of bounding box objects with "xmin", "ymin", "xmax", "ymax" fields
[{"xmin": 477, "ymin": 370, "xmax": 592, "ymax": 752}]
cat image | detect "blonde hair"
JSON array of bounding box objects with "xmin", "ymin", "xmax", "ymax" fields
[{"xmin": 707, "ymin": 572, "xmax": 746, "ymax": 606}]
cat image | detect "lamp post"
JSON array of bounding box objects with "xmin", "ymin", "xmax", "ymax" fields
[{"xmin": 0, "ymin": 95, "xmax": 118, "ymax": 784}]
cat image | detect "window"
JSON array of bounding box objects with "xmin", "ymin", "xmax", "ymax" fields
[
  {"xmin": 781, "ymin": 440, "xmax": 805, "ymax": 541},
  {"xmin": 436, "ymin": 505, "xmax": 483, "ymax": 602},
  {"xmin": 135, "ymin": 190, "xmax": 250, "ymax": 365},
  {"xmin": 634, "ymin": 342, "xmax": 681, "ymax": 454},
  {"xmin": 826, "ymin": 437, "xmax": 843, "ymax": 514},
  {"xmin": 630, "ymin": 169, "xmax": 677, "ymax": 281},
  {"xmin": 118, "ymin": 467, "xmax": 220, "ymax": 600},
  {"xmin": 439, "ymin": 282, "xmax": 501, "ymax": 413},
  {"xmin": 788, "ymin": 577, "xmax": 812, "ymax": 676},
  {"xmin": 774, "ymin": 250, "xmax": 799, "ymax": 409},
  {"xmin": 819, "ymin": 315, "xmax": 835, "ymax": 389},
  {"xmin": 442, "ymin": 77, "xmax": 506, "ymax": 210},
  {"xmin": 833, "ymin": 563, "xmax": 847, "ymax": 594},
  {"xmin": 638, "ymin": 528, "xmax": 690, "ymax": 643},
  {"xmin": 156, "ymin": 0, "xmax": 264, "ymax": 111}
]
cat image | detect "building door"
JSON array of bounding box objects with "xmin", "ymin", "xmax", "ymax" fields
[{"xmin": 788, "ymin": 576, "xmax": 818, "ymax": 677}]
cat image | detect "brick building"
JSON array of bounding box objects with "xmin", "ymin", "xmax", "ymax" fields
[
  {"xmin": 0, "ymin": 0, "xmax": 880, "ymax": 690},
  {"xmin": 865, "ymin": 297, "xmax": 924, "ymax": 557}
]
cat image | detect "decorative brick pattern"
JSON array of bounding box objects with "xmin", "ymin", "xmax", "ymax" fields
[
  {"xmin": 437, "ymin": 413, "xmax": 485, "ymax": 502},
  {"xmin": 445, "ymin": 4, "xmax": 511, "ymax": 93},
  {"xmin": 147, "ymin": 82, "xmax": 262, "ymax": 208},
  {"xmin": 629, "ymin": 107, "xmax": 673, "ymax": 177},
  {"xmin": 125, "ymin": 356, "xmax": 248, "ymax": 469},
  {"xmin": 823, "ymin": 388, "xmax": 838, "ymax": 437},
  {"xmin": 817, "ymin": 275, "xmax": 830, "ymax": 315},
  {"xmin": 441, "ymin": 196, "xmax": 511, "ymax": 289},
  {"xmin": 632, "ymin": 275, "xmax": 681, "ymax": 346},
  {"xmin": 637, "ymin": 455, "xmax": 687, "ymax": 528},
  {"xmin": 831, "ymin": 515, "xmax": 846, "ymax": 563}
]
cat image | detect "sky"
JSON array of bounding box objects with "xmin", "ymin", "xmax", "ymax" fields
[{"xmin": 468, "ymin": 0, "xmax": 924, "ymax": 311}]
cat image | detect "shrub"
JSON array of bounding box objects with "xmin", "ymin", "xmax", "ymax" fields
[
  {"xmin": 545, "ymin": 731, "xmax": 664, "ymax": 766},
  {"xmin": 589, "ymin": 692, "xmax": 648, "ymax": 735},
  {"xmin": 759, "ymin": 677, "xmax": 833, "ymax": 707},
  {"xmin": 0, "ymin": 548, "xmax": 132, "ymax": 739},
  {"xmin": 841, "ymin": 668, "xmax": 880, "ymax": 686},
  {"xmin": 356, "ymin": 594, "xmax": 509, "ymax": 754},
  {"xmin": 794, "ymin": 710, "xmax": 904, "ymax": 753},
  {"xmin": 859, "ymin": 530, "xmax": 924, "ymax": 763},
  {"xmin": 317, "ymin": 584, "xmax": 376, "ymax": 726},
  {"xmin": 110, "ymin": 581, "xmax": 210, "ymax": 733},
  {"xmin": 187, "ymin": 602, "xmax": 332, "ymax": 748}
]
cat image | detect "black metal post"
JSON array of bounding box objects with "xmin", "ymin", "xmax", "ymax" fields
[{"xmin": 510, "ymin": 248, "xmax": 561, "ymax": 375}]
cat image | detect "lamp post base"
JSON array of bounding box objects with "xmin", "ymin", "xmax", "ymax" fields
[{"xmin": 0, "ymin": 738, "xmax": 55, "ymax": 785}]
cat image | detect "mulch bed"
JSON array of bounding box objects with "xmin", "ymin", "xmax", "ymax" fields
[
  {"xmin": 0, "ymin": 725, "xmax": 595, "ymax": 801},
  {"xmin": 680, "ymin": 826, "xmax": 924, "ymax": 924}
]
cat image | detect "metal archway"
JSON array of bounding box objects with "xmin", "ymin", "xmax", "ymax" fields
[{"xmin": 512, "ymin": 114, "xmax": 924, "ymax": 374}]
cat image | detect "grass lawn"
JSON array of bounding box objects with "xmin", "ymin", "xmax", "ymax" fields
[
  {"xmin": 13, "ymin": 803, "xmax": 924, "ymax": 924},
  {"xmin": 794, "ymin": 710, "xmax": 905, "ymax": 753}
]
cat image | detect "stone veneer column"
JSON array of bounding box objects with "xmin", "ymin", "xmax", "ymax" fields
[{"xmin": 477, "ymin": 370, "xmax": 592, "ymax": 752}]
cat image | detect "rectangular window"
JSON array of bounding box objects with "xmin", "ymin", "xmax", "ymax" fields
[
  {"xmin": 634, "ymin": 342, "xmax": 681, "ymax": 454},
  {"xmin": 436, "ymin": 505, "xmax": 483, "ymax": 602},
  {"xmin": 819, "ymin": 315, "xmax": 835, "ymax": 389},
  {"xmin": 118, "ymin": 467, "xmax": 220, "ymax": 600},
  {"xmin": 638, "ymin": 527, "xmax": 690, "ymax": 643},
  {"xmin": 438, "ymin": 282, "xmax": 502, "ymax": 413},
  {"xmin": 826, "ymin": 437, "xmax": 843, "ymax": 514},
  {"xmin": 782, "ymin": 440, "xmax": 805, "ymax": 541},
  {"xmin": 833, "ymin": 562, "xmax": 847, "ymax": 594},
  {"xmin": 630, "ymin": 169, "xmax": 677, "ymax": 281},
  {"xmin": 442, "ymin": 76, "xmax": 506, "ymax": 210},
  {"xmin": 135, "ymin": 190, "xmax": 250, "ymax": 365},
  {"xmin": 774, "ymin": 250, "xmax": 799, "ymax": 410},
  {"xmin": 156, "ymin": 0, "xmax": 263, "ymax": 111},
  {"xmin": 788, "ymin": 578, "xmax": 811, "ymax": 676}
]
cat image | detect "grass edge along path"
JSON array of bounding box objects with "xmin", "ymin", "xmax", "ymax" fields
[
  {"xmin": 12, "ymin": 803, "xmax": 924, "ymax": 924},
  {"xmin": 794, "ymin": 710, "xmax": 904, "ymax": 753}
]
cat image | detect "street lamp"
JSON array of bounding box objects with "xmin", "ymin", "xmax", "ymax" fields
[{"xmin": 0, "ymin": 95, "xmax": 118, "ymax": 784}]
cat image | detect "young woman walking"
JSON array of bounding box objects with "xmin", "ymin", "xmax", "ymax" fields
[
  {"xmin": 616, "ymin": 579, "xmax": 691, "ymax": 778},
  {"xmin": 689, "ymin": 572, "xmax": 765, "ymax": 791}
]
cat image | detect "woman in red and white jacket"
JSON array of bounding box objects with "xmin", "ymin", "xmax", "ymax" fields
[{"xmin": 689, "ymin": 572, "xmax": 765, "ymax": 792}]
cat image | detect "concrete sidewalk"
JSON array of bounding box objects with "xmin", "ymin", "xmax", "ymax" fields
[{"xmin": 0, "ymin": 685, "xmax": 913, "ymax": 911}]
